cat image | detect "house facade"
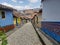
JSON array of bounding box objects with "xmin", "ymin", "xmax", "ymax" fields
[
  {"xmin": 0, "ymin": 4, "xmax": 15, "ymax": 32},
  {"xmin": 41, "ymin": 0, "xmax": 60, "ymax": 42}
]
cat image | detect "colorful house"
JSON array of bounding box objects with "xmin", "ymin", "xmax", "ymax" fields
[
  {"xmin": 41, "ymin": 0, "xmax": 60, "ymax": 42},
  {"xmin": 0, "ymin": 4, "xmax": 15, "ymax": 32}
]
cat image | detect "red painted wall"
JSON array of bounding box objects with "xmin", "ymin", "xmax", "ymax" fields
[{"xmin": 0, "ymin": 24, "xmax": 15, "ymax": 32}]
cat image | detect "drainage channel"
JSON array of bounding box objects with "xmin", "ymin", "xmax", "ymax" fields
[{"xmin": 32, "ymin": 24, "xmax": 46, "ymax": 45}]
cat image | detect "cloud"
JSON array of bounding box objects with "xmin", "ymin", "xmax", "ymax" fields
[
  {"xmin": 1, "ymin": 2, "xmax": 32, "ymax": 10},
  {"xmin": 1, "ymin": 2, "xmax": 40, "ymax": 10},
  {"xmin": 1, "ymin": 2, "xmax": 13, "ymax": 7},
  {"xmin": 11, "ymin": 0, "xmax": 17, "ymax": 2},
  {"xmin": 25, "ymin": 5, "xmax": 32, "ymax": 9},
  {"xmin": 19, "ymin": 1, "xmax": 24, "ymax": 3},
  {"xmin": 14, "ymin": 6, "xmax": 24, "ymax": 10},
  {"xmin": 28, "ymin": 0, "xmax": 38, "ymax": 3},
  {"xmin": 1, "ymin": 2, "xmax": 22, "ymax": 10},
  {"xmin": 14, "ymin": 5, "xmax": 32, "ymax": 10}
]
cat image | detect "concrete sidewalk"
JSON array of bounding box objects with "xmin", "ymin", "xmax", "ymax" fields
[
  {"xmin": 36, "ymin": 28, "xmax": 54, "ymax": 45},
  {"xmin": 7, "ymin": 22, "xmax": 42, "ymax": 45},
  {"xmin": 36, "ymin": 28, "xmax": 60, "ymax": 45}
]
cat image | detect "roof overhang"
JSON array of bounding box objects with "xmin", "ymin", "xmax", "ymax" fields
[{"xmin": 0, "ymin": 4, "xmax": 16, "ymax": 11}]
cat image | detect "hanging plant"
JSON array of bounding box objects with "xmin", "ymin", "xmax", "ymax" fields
[{"xmin": 0, "ymin": 31, "xmax": 8, "ymax": 45}]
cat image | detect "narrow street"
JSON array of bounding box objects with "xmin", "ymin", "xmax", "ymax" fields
[
  {"xmin": 7, "ymin": 22, "xmax": 42, "ymax": 45},
  {"xmin": 7, "ymin": 22, "xmax": 59, "ymax": 45},
  {"xmin": 0, "ymin": 0, "xmax": 60, "ymax": 45}
]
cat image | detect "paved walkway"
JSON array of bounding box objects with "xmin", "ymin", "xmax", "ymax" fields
[{"xmin": 7, "ymin": 22, "xmax": 42, "ymax": 45}]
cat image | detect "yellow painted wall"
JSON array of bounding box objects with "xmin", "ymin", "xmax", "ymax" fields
[{"xmin": 14, "ymin": 18, "xmax": 21, "ymax": 24}]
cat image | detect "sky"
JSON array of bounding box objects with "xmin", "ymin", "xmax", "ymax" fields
[{"xmin": 0, "ymin": 0, "xmax": 41, "ymax": 10}]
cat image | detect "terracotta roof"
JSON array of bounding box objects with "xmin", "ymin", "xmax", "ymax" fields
[
  {"xmin": 13, "ymin": 11, "xmax": 23, "ymax": 17},
  {"xmin": 23, "ymin": 10, "xmax": 34, "ymax": 15},
  {"xmin": 0, "ymin": 4, "xmax": 15, "ymax": 10},
  {"xmin": 13, "ymin": 10, "xmax": 37, "ymax": 19}
]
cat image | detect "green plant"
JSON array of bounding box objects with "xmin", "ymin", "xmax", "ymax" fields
[{"xmin": 0, "ymin": 31, "xmax": 8, "ymax": 45}]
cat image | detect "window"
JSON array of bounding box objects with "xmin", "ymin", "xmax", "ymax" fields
[{"xmin": 1, "ymin": 11, "xmax": 5, "ymax": 19}]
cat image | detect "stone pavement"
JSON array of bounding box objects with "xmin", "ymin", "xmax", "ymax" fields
[{"xmin": 7, "ymin": 22, "xmax": 42, "ymax": 45}]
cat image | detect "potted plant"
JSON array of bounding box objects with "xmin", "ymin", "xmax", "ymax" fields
[{"xmin": 0, "ymin": 25, "xmax": 8, "ymax": 45}]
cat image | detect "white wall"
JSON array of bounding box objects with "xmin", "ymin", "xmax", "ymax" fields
[{"xmin": 42, "ymin": 0, "xmax": 60, "ymax": 21}]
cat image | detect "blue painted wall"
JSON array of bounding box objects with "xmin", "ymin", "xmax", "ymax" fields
[
  {"xmin": 0, "ymin": 10, "xmax": 13, "ymax": 27},
  {"xmin": 41, "ymin": 22, "xmax": 60, "ymax": 42}
]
